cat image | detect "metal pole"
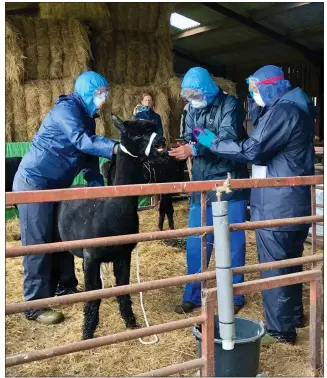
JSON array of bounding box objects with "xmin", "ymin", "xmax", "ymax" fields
[
  {"xmin": 309, "ymin": 274, "xmax": 322, "ymax": 371},
  {"xmin": 136, "ymin": 358, "xmax": 205, "ymax": 377},
  {"xmin": 6, "ymin": 215, "xmax": 323, "ymax": 258},
  {"xmin": 6, "ymin": 175, "xmax": 323, "ymax": 205},
  {"xmin": 201, "ymin": 290, "xmax": 215, "ymax": 377},
  {"xmin": 6, "ymin": 315, "xmax": 205, "ymax": 367},
  {"xmin": 212, "ymin": 200, "xmax": 235, "ymax": 350},
  {"xmin": 201, "ymin": 192, "xmax": 208, "ymax": 291},
  {"xmin": 6, "ymin": 254, "xmax": 323, "ymax": 315},
  {"xmin": 311, "ymin": 185, "xmax": 317, "ymax": 259}
]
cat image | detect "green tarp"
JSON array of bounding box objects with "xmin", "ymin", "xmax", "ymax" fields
[{"xmin": 5, "ymin": 142, "xmax": 150, "ymax": 221}]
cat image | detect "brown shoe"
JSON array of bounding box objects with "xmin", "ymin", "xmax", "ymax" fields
[{"xmin": 35, "ymin": 309, "xmax": 64, "ymax": 325}]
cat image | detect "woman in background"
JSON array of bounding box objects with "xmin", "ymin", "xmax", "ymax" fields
[{"xmin": 133, "ymin": 92, "xmax": 163, "ymax": 136}]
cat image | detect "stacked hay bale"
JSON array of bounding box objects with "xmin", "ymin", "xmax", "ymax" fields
[
  {"xmin": 40, "ymin": 3, "xmax": 173, "ymax": 139},
  {"xmin": 5, "ymin": 16, "xmax": 92, "ymax": 142}
]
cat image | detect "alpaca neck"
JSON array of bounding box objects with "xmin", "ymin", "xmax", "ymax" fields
[{"xmin": 112, "ymin": 151, "xmax": 142, "ymax": 210}]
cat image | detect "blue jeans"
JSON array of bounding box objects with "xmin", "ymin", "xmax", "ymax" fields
[{"xmin": 183, "ymin": 200, "xmax": 247, "ymax": 307}]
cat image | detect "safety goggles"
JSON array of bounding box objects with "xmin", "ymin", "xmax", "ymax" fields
[
  {"xmin": 181, "ymin": 89, "xmax": 205, "ymax": 102},
  {"xmin": 94, "ymin": 86, "xmax": 109, "ymax": 99},
  {"xmin": 246, "ymin": 75, "xmax": 285, "ymax": 95}
]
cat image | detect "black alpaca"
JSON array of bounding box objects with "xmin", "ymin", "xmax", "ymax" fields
[
  {"xmin": 55, "ymin": 116, "xmax": 165, "ymax": 339},
  {"xmin": 101, "ymin": 147, "xmax": 185, "ymax": 231}
]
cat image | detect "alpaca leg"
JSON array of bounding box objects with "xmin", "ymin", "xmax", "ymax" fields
[
  {"xmin": 166, "ymin": 195, "xmax": 175, "ymax": 230},
  {"xmin": 82, "ymin": 255, "xmax": 102, "ymax": 339},
  {"xmin": 113, "ymin": 257, "xmax": 138, "ymax": 329}
]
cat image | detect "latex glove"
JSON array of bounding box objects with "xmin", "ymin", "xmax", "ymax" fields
[{"xmin": 197, "ymin": 128, "xmax": 216, "ymax": 148}]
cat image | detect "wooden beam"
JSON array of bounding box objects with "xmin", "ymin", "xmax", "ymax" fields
[
  {"xmin": 249, "ymin": 2, "xmax": 311, "ymax": 21},
  {"xmin": 290, "ymin": 24, "xmax": 324, "ymax": 38},
  {"xmin": 201, "ymin": 3, "xmax": 321, "ymax": 64},
  {"xmin": 173, "ymin": 19, "xmax": 235, "ymax": 40}
]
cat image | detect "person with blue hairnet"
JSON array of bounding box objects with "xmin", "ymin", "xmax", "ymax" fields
[
  {"xmin": 169, "ymin": 67, "xmax": 250, "ymax": 315},
  {"xmin": 13, "ymin": 71, "xmax": 119, "ymax": 325},
  {"xmin": 191, "ymin": 65, "xmax": 315, "ymax": 345}
]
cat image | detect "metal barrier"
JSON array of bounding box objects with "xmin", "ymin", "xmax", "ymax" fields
[{"xmin": 5, "ymin": 175, "xmax": 324, "ymax": 376}]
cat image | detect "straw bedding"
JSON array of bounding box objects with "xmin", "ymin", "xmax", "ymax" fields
[{"xmin": 5, "ymin": 201, "xmax": 324, "ymax": 377}]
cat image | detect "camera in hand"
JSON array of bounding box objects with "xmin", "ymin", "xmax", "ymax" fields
[{"xmin": 137, "ymin": 105, "xmax": 150, "ymax": 112}]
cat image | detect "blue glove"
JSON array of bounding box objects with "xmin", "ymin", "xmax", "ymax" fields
[{"xmin": 198, "ymin": 128, "xmax": 216, "ymax": 148}]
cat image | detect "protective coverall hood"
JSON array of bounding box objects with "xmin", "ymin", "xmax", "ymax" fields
[
  {"xmin": 181, "ymin": 67, "xmax": 219, "ymax": 105},
  {"xmin": 74, "ymin": 71, "xmax": 109, "ymax": 118},
  {"xmin": 279, "ymin": 87, "xmax": 316, "ymax": 118},
  {"xmin": 251, "ymin": 65, "xmax": 291, "ymax": 105}
]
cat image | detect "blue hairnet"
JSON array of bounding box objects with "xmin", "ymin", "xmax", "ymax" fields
[
  {"xmin": 250, "ymin": 65, "xmax": 291, "ymax": 104},
  {"xmin": 181, "ymin": 67, "xmax": 219, "ymax": 105},
  {"xmin": 74, "ymin": 71, "xmax": 109, "ymax": 117}
]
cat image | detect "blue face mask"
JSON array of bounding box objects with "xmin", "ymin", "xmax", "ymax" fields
[{"xmin": 191, "ymin": 99, "xmax": 207, "ymax": 108}]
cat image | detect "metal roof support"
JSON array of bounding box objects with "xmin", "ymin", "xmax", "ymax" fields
[
  {"xmin": 173, "ymin": 47, "xmax": 224, "ymax": 76},
  {"xmin": 249, "ymin": 2, "xmax": 311, "ymax": 21},
  {"xmin": 173, "ymin": 19, "xmax": 235, "ymax": 40},
  {"xmin": 201, "ymin": 2, "xmax": 322, "ymax": 64}
]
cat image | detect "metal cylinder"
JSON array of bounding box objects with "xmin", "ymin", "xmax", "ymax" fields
[{"xmin": 212, "ymin": 201, "xmax": 235, "ymax": 350}]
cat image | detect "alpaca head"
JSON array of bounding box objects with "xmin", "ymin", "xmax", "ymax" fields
[{"xmin": 112, "ymin": 114, "xmax": 166, "ymax": 160}]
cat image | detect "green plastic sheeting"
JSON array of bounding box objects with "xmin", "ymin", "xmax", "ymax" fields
[{"xmin": 5, "ymin": 142, "xmax": 150, "ymax": 221}]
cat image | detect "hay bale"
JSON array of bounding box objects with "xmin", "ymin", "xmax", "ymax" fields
[
  {"xmin": 114, "ymin": 32, "xmax": 127, "ymax": 84},
  {"xmin": 11, "ymin": 85, "xmax": 28, "ymax": 142},
  {"xmin": 21, "ymin": 17, "xmax": 39, "ymax": 80},
  {"xmin": 5, "ymin": 84, "xmax": 14, "ymax": 142},
  {"xmin": 108, "ymin": 3, "xmax": 173, "ymax": 34},
  {"xmin": 5, "ymin": 21, "xmax": 24, "ymax": 89},
  {"xmin": 48, "ymin": 20, "xmax": 63, "ymax": 79},
  {"xmin": 50, "ymin": 79, "xmax": 64, "ymax": 104},
  {"xmin": 38, "ymin": 81, "xmax": 52, "ymax": 121},
  {"xmin": 24, "ymin": 82, "xmax": 40, "ymax": 141},
  {"xmin": 7, "ymin": 16, "xmax": 91, "ymax": 81},
  {"xmin": 154, "ymin": 37, "xmax": 174, "ymax": 84},
  {"xmin": 126, "ymin": 34, "xmax": 140, "ymax": 86},
  {"xmin": 39, "ymin": 2, "xmax": 111, "ymax": 27},
  {"xmin": 63, "ymin": 79, "xmax": 74, "ymax": 95},
  {"xmin": 35, "ymin": 20, "xmax": 50, "ymax": 79},
  {"xmin": 155, "ymin": 89, "xmax": 171, "ymax": 142}
]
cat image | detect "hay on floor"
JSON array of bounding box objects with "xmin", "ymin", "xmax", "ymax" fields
[{"xmin": 5, "ymin": 201, "xmax": 323, "ymax": 377}]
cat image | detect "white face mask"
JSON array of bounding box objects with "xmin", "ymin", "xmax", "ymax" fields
[
  {"xmin": 191, "ymin": 99, "xmax": 207, "ymax": 108},
  {"xmin": 253, "ymin": 92, "xmax": 265, "ymax": 107},
  {"xmin": 94, "ymin": 93, "xmax": 107, "ymax": 109}
]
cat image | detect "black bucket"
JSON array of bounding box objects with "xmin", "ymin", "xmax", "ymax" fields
[{"xmin": 192, "ymin": 316, "xmax": 265, "ymax": 377}]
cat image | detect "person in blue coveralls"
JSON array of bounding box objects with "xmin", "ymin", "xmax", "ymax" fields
[
  {"xmin": 13, "ymin": 71, "xmax": 120, "ymax": 325},
  {"xmin": 168, "ymin": 67, "xmax": 250, "ymax": 315},
  {"xmin": 132, "ymin": 92, "xmax": 163, "ymax": 136},
  {"xmin": 191, "ymin": 65, "xmax": 315, "ymax": 345}
]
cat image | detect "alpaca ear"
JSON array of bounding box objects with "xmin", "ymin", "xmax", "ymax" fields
[{"xmin": 111, "ymin": 114, "xmax": 125, "ymax": 132}]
